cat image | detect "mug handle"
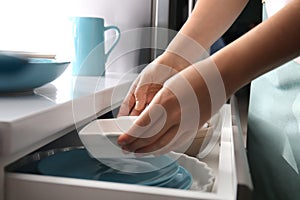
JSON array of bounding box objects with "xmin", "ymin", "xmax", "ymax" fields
[{"xmin": 104, "ymin": 26, "xmax": 121, "ymax": 61}]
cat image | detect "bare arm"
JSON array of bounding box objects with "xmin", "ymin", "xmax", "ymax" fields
[
  {"xmin": 183, "ymin": 0, "xmax": 300, "ymax": 126},
  {"xmin": 213, "ymin": 0, "xmax": 300, "ymax": 98},
  {"xmin": 157, "ymin": 0, "xmax": 249, "ymax": 70}
]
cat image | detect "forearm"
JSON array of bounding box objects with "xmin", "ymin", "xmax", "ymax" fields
[
  {"xmin": 158, "ymin": 0, "xmax": 249, "ymax": 71},
  {"xmin": 181, "ymin": 0, "xmax": 249, "ymax": 49},
  {"xmin": 178, "ymin": 0, "xmax": 300, "ymax": 126},
  {"xmin": 212, "ymin": 0, "xmax": 300, "ymax": 98}
]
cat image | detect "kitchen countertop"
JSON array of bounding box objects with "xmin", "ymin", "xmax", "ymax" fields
[{"xmin": 0, "ymin": 66, "xmax": 136, "ymax": 159}]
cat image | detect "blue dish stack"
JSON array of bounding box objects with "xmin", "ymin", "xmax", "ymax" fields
[{"xmin": 37, "ymin": 148, "xmax": 193, "ymax": 190}]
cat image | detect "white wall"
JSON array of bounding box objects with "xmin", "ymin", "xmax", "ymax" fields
[{"xmin": 0, "ymin": 0, "xmax": 152, "ymax": 73}]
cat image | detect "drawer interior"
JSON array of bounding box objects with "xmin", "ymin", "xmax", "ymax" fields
[
  {"xmin": 5, "ymin": 131, "xmax": 219, "ymax": 200},
  {"xmin": 5, "ymin": 106, "xmax": 237, "ymax": 200}
]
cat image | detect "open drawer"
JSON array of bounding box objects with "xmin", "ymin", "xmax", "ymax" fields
[{"xmin": 4, "ymin": 104, "xmax": 252, "ymax": 200}]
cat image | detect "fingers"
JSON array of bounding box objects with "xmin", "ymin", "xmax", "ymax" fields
[
  {"xmin": 129, "ymin": 86, "xmax": 147, "ymax": 116},
  {"xmin": 118, "ymin": 92, "xmax": 136, "ymax": 117},
  {"xmin": 118, "ymin": 89, "xmax": 181, "ymax": 154},
  {"xmin": 120, "ymin": 117, "xmax": 174, "ymax": 153},
  {"xmin": 135, "ymin": 99, "xmax": 145, "ymax": 111},
  {"xmin": 118, "ymin": 80, "xmax": 150, "ymax": 117},
  {"xmin": 129, "ymin": 84, "xmax": 162, "ymax": 116},
  {"xmin": 118, "ymin": 70, "xmax": 164, "ymax": 117},
  {"xmin": 133, "ymin": 128, "xmax": 197, "ymax": 157},
  {"xmin": 119, "ymin": 126, "xmax": 179, "ymax": 157},
  {"xmin": 117, "ymin": 112, "xmax": 152, "ymax": 146},
  {"xmin": 162, "ymin": 130, "xmax": 197, "ymax": 155},
  {"xmin": 118, "ymin": 102, "xmax": 167, "ymax": 146},
  {"xmin": 133, "ymin": 125, "xmax": 179, "ymax": 155},
  {"xmin": 118, "ymin": 78, "xmax": 139, "ymax": 117}
]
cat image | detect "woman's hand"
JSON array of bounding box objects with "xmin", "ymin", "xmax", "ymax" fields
[
  {"xmin": 117, "ymin": 29, "xmax": 212, "ymax": 117},
  {"xmin": 118, "ymin": 53, "xmax": 191, "ymax": 117},
  {"xmin": 117, "ymin": 63, "xmax": 172, "ymax": 117},
  {"xmin": 117, "ymin": 61, "xmax": 224, "ymax": 156},
  {"xmin": 117, "ymin": 57, "xmax": 228, "ymax": 156}
]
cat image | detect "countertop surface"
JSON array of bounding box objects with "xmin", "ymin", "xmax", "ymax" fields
[
  {"xmin": 0, "ymin": 66, "xmax": 136, "ymax": 157},
  {"xmin": 0, "ymin": 67, "xmax": 136, "ymax": 122}
]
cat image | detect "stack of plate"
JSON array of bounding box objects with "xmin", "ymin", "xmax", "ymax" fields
[{"xmin": 37, "ymin": 148, "xmax": 193, "ymax": 190}]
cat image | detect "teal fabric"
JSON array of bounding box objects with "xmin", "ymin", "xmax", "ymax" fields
[{"xmin": 247, "ymin": 4, "xmax": 300, "ymax": 200}]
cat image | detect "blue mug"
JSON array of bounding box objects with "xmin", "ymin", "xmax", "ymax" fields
[{"xmin": 72, "ymin": 17, "xmax": 120, "ymax": 76}]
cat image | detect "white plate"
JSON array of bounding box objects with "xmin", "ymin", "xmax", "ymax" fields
[
  {"xmin": 79, "ymin": 116, "xmax": 139, "ymax": 159},
  {"xmin": 168, "ymin": 152, "xmax": 215, "ymax": 192}
]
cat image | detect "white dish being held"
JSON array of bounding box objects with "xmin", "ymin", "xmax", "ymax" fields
[{"xmin": 79, "ymin": 116, "xmax": 139, "ymax": 159}]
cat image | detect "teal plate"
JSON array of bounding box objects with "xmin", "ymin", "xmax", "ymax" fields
[
  {"xmin": 0, "ymin": 53, "xmax": 69, "ymax": 93},
  {"xmin": 37, "ymin": 149, "xmax": 181, "ymax": 186}
]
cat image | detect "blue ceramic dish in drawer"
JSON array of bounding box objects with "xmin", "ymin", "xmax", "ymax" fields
[
  {"xmin": 37, "ymin": 148, "xmax": 181, "ymax": 186},
  {"xmin": 0, "ymin": 53, "xmax": 70, "ymax": 93}
]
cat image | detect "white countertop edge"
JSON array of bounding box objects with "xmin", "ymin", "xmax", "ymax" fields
[{"xmin": 0, "ymin": 74, "xmax": 135, "ymax": 158}]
